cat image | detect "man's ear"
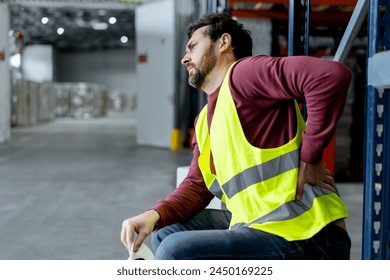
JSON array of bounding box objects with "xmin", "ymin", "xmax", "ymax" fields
[{"xmin": 218, "ymin": 33, "xmax": 232, "ymax": 53}]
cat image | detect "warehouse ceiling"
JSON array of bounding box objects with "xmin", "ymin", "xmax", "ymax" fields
[
  {"xmin": 6, "ymin": 0, "xmax": 364, "ymax": 51},
  {"xmin": 8, "ymin": 1, "xmax": 139, "ymax": 50}
]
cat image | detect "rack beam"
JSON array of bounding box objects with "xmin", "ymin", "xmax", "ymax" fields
[{"xmin": 229, "ymin": 0, "xmax": 357, "ymax": 6}]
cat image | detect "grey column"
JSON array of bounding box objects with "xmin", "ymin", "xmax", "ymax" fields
[{"xmin": 0, "ymin": 3, "xmax": 10, "ymax": 143}]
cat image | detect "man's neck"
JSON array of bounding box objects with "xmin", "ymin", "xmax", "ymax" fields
[{"xmin": 201, "ymin": 59, "xmax": 236, "ymax": 95}]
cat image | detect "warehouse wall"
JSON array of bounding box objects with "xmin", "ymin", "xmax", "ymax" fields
[{"xmin": 56, "ymin": 48, "xmax": 136, "ymax": 105}]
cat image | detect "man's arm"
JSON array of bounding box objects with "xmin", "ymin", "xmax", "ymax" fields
[
  {"xmin": 282, "ymin": 57, "xmax": 351, "ymax": 197},
  {"xmin": 279, "ymin": 56, "xmax": 352, "ymax": 164},
  {"xmin": 121, "ymin": 132, "xmax": 213, "ymax": 252},
  {"xmin": 233, "ymin": 55, "xmax": 351, "ymax": 164},
  {"xmin": 281, "ymin": 56, "xmax": 351, "ymax": 197},
  {"xmin": 153, "ymin": 139, "xmax": 214, "ymax": 228},
  {"xmin": 232, "ymin": 55, "xmax": 352, "ymax": 198}
]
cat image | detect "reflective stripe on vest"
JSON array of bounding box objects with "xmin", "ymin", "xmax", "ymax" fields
[
  {"xmin": 195, "ymin": 62, "xmax": 348, "ymax": 241},
  {"xmin": 231, "ymin": 184, "xmax": 335, "ymax": 229}
]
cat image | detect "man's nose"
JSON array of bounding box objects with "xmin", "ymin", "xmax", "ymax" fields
[{"xmin": 181, "ymin": 53, "xmax": 189, "ymax": 65}]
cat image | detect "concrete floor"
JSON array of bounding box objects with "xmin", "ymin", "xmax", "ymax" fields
[{"xmin": 0, "ymin": 112, "xmax": 363, "ymax": 260}]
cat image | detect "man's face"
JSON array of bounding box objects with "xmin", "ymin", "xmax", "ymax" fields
[{"xmin": 181, "ymin": 27, "xmax": 217, "ymax": 89}]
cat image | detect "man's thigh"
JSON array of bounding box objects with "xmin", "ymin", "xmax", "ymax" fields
[
  {"xmin": 151, "ymin": 209, "xmax": 231, "ymax": 251},
  {"xmin": 153, "ymin": 226, "xmax": 297, "ymax": 260}
]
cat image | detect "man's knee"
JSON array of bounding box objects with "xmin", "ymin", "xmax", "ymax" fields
[
  {"xmin": 154, "ymin": 233, "xmax": 194, "ymax": 260},
  {"xmin": 151, "ymin": 224, "xmax": 178, "ymax": 252},
  {"xmin": 151, "ymin": 229, "xmax": 165, "ymax": 253}
]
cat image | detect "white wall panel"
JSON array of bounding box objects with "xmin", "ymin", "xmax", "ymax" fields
[
  {"xmin": 56, "ymin": 49, "xmax": 136, "ymax": 106},
  {"xmin": 22, "ymin": 45, "xmax": 54, "ymax": 82},
  {"xmin": 135, "ymin": 0, "xmax": 176, "ymax": 148}
]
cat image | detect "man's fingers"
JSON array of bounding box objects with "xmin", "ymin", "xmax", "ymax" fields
[
  {"xmin": 121, "ymin": 225, "xmax": 126, "ymax": 247},
  {"xmin": 133, "ymin": 231, "xmax": 148, "ymax": 252},
  {"xmin": 121, "ymin": 220, "xmax": 136, "ymax": 251},
  {"xmin": 121, "ymin": 211, "xmax": 159, "ymax": 253},
  {"xmin": 296, "ymin": 176, "xmax": 304, "ymax": 200},
  {"xmin": 324, "ymin": 174, "xmax": 335, "ymax": 186},
  {"xmin": 318, "ymin": 179, "xmax": 337, "ymax": 193}
]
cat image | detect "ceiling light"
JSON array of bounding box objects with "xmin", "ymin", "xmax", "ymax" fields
[
  {"xmin": 57, "ymin": 28, "xmax": 65, "ymax": 35},
  {"xmin": 41, "ymin": 17, "xmax": 49, "ymax": 24},
  {"xmin": 120, "ymin": 36, "xmax": 128, "ymax": 44},
  {"xmin": 109, "ymin": 17, "xmax": 117, "ymax": 24},
  {"xmin": 92, "ymin": 22, "xmax": 108, "ymax": 30}
]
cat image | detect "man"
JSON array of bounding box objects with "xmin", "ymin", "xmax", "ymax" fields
[{"xmin": 121, "ymin": 13, "xmax": 352, "ymax": 259}]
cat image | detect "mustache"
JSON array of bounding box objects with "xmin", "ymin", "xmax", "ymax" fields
[{"xmin": 186, "ymin": 64, "xmax": 196, "ymax": 72}]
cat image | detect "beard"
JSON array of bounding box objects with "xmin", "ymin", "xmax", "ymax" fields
[
  {"xmin": 188, "ymin": 70, "xmax": 204, "ymax": 89},
  {"xmin": 188, "ymin": 49, "xmax": 217, "ymax": 89}
]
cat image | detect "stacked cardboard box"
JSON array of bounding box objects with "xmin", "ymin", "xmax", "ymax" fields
[
  {"xmin": 11, "ymin": 80, "xmax": 126, "ymax": 126},
  {"xmin": 68, "ymin": 83, "xmax": 108, "ymax": 119},
  {"xmin": 11, "ymin": 79, "xmax": 56, "ymax": 127},
  {"xmin": 54, "ymin": 82, "xmax": 71, "ymax": 117},
  {"xmin": 107, "ymin": 89, "xmax": 128, "ymax": 112},
  {"xmin": 38, "ymin": 82, "xmax": 56, "ymax": 122}
]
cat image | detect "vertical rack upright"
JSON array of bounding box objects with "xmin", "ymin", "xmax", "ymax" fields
[{"xmin": 363, "ymin": 0, "xmax": 390, "ymax": 260}]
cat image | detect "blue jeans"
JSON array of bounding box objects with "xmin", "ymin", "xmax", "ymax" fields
[{"xmin": 151, "ymin": 209, "xmax": 351, "ymax": 260}]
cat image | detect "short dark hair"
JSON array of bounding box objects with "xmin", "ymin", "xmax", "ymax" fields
[{"xmin": 187, "ymin": 13, "xmax": 253, "ymax": 60}]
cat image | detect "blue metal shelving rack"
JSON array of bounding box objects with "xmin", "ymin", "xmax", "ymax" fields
[{"xmin": 363, "ymin": 0, "xmax": 390, "ymax": 260}]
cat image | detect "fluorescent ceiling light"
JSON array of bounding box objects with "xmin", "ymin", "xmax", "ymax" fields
[
  {"xmin": 120, "ymin": 36, "xmax": 128, "ymax": 43},
  {"xmin": 57, "ymin": 27, "xmax": 64, "ymax": 35},
  {"xmin": 92, "ymin": 22, "xmax": 108, "ymax": 30},
  {"xmin": 41, "ymin": 17, "xmax": 49, "ymax": 24},
  {"xmin": 109, "ymin": 17, "xmax": 117, "ymax": 24}
]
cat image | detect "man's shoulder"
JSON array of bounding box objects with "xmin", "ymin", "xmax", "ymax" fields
[
  {"xmin": 237, "ymin": 54, "xmax": 272, "ymax": 64},
  {"xmin": 233, "ymin": 55, "xmax": 277, "ymax": 72}
]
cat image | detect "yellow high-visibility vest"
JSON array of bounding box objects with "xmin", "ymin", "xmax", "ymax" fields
[{"xmin": 195, "ymin": 63, "xmax": 348, "ymax": 241}]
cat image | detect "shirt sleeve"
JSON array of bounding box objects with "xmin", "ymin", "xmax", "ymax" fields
[
  {"xmin": 232, "ymin": 55, "xmax": 352, "ymax": 164},
  {"xmin": 152, "ymin": 130, "xmax": 214, "ymax": 229}
]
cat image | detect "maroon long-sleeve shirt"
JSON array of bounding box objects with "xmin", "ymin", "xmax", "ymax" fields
[{"xmin": 153, "ymin": 55, "xmax": 352, "ymax": 228}]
